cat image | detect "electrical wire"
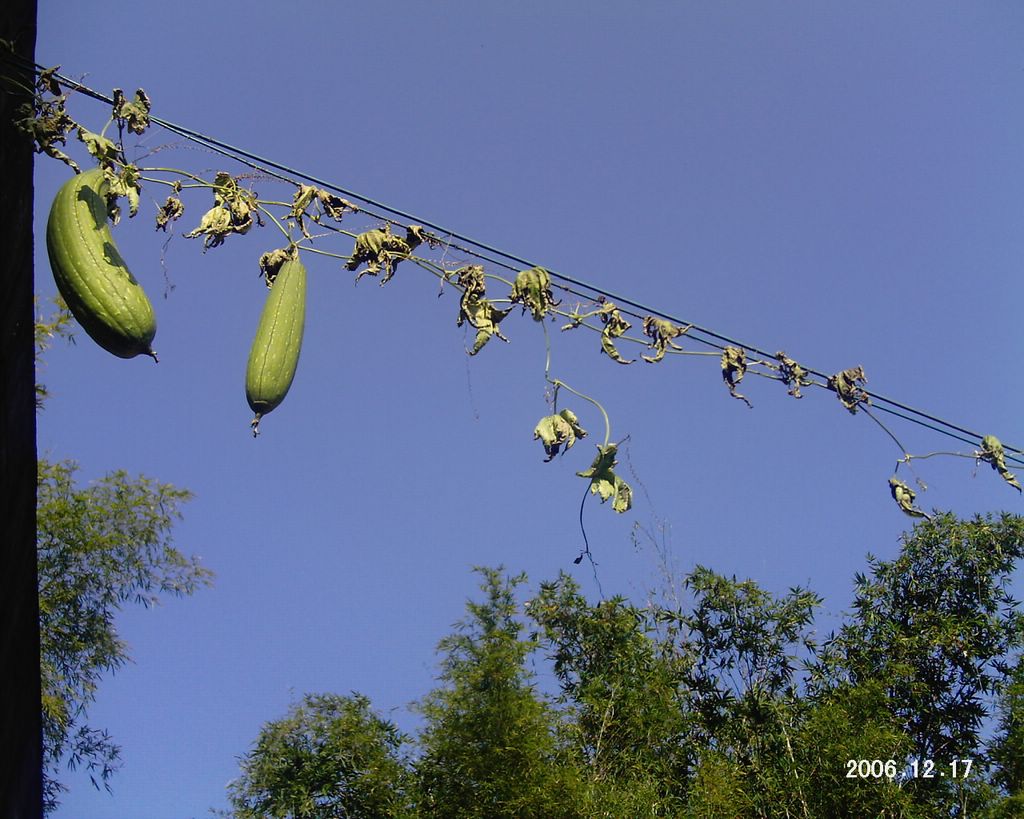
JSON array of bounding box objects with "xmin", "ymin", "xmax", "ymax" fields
[{"xmin": 8, "ymin": 53, "xmax": 1023, "ymax": 468}]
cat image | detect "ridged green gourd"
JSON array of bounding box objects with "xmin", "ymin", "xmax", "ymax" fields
[
  {"xmin": 245, "ymin": 256, "xmax": 307, "ymax": 436},
  {"xmin": 46, "ymin": 168, "xmax": 158, "ymax": 360}
]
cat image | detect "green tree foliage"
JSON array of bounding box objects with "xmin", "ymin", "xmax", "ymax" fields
[
  {"xmin": 38, "ymin": 459, "xmax": 212, "ymax": 812},
  {"xmin": 225, "ymin": 693, "xmax": 413, "ymax": 818},
  {"xmin": 986, "ymin": 657, "xmax": 1024, "ymax": 816},
  {"xmin": 815, "ymin": 513, "xmax": 1024, "ymax": 812},
  {"xmin": 35, "ymin": 303, "xmax": 212, "ymax": 813},
  {"xmin": 414, "ymin": 567, "xmax": 578, "ymax": 818},
  {"xmin": 528, "ymin": 574, "xmax": 690, "ymax": 813},
  {"xmin": 223, "ymin": 514, "xmax": 1024, "ymax": 817}
]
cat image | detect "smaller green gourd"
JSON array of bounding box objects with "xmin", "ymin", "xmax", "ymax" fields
[{"xmin": 245, "ymin": 255, "xmax": 307, "ymax": 436}]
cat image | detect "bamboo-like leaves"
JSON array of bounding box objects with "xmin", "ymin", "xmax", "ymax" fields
[
  {"xmin": 510, "ymin": 267, "xmax": 559, "ymax": 321},
  {"xmin": 978, "ymin": 435, "xmax": 1022, "ymax": 493},
  {"xmin": 829, "ymin": 366, "xmax": 869, "ymax": 414},
  {"xmin": 889, "ymin": 477, "xmax": 930, "ymax": 519},
  {"xmin": 534, "ymin": 409, "xmax": 588, "ymax": 462},
  {"xmin": 642, "ymin": 317, "xmax": 690, "ymax": 363},
  {"xmin": 721, "ymin": 347, "xmax": 752, "ymax": 408},
  {"xmin": 346, "ymin": 224, "xmax": 425, "ymax": 284},
  {"xmin": 577, "ymin": 443, "xmax": 632, "ymax": 513}
]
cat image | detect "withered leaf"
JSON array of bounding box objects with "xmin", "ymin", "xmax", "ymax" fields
[
  {"xmin": 112, "ymin": 88, "xmax": 151, "ymax": 135},
  {"xmin": 775, "ymin": 351, "xmax": 810, "ymax": 398},
  {"xmin": 346, "ymin": 224, "xmax": 424, "ymax": 284},
  {"xmin": 561, "ymin": 300, "xmax": 634, "ymax": 364},
  {"xmin": 979, "ymin": 435, "xmax": 1022, "ymax": 493},
  {"xmin": 258, "ymin": 247, "xmax": 295, "ymax": 287},
  {"xmin": 77, "ymin": 127, "xmax": 120, "ymax": 166},
  {"xmin": 534, "ymin": 408, "xmax": 588, "ymax": 461},
  {"xmin": 721, "ymin": 346, "xmax": 752, "ymax": 408},
  {"xmin": 16, "ymin": 91, "xmax": 79, "ymax": 171},
  {"xmin": 510, "ymin": 267, "xmax": 559, "ymax": 321},
  {"xmin": 642, "ymin": 317, "xmax": 690, "ymax": 363},
  {"xmin": 155, "ymin": 195, "xmax": 185, "ymax": 231},
  {"xmin": 889, "ymin": 477, "xmax": 930, "ymax": 519},
  {"xmin": 449, "ymin": 265, "xmax": 510, "ymax": 354},
  {"xmin": 577, "ymin": 443, "xmax": 632, "ymax": 513},
  {"xmin": 828, "ymin": 366, "xmax": 869, "ymax": 414},
  {"xmin": 184, "ymin": 173, "xmax": 260, "ymax": 250},
  {"xmin": 103, "ymin": 164, "xmax": 141, "ymax": 221}
]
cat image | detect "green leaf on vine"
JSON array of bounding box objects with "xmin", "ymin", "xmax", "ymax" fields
[
  {"xmin": 642, "ymin": 317, "xmax": 690, "ymax": 363},
  {"xmin": 721, "ymin": 347, "xmax": 752, "ymax": 408},
  {"xmin": 112, "ymin": 88, "xmax": 151, "ymax": 135},
  {"xmin": 577, "ymin": 443, "xmax": 632, "ymax": 513},
  {"xmin": 888, "ymin": 477, "xmax": 929, "ymax": 519},
  {"xmin": 534, "ymin": 408, "xmax": 588, "ymax": 461},
  {"xmin": 510, "ymin": 267, "xmax": 559, "ymax": 321},
  {"xmin": 775, "ymin": 351, "xmax": 810, "ymax": 398},
  {"xmin": 978, "ymin": 435, "xmax": 1022, "ymax": 493},
  {"xmin": 346, "ymin": 224, "xmax": 425, "ymax": 284},
  {"xmin": 828, "ymin": 366, "xmax": 869, "ymax": 414}
]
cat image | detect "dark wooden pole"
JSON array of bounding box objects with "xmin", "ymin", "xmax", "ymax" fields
[{"xmin": 0, "ymin": 2, "xmax": 41, "ymax": 817}]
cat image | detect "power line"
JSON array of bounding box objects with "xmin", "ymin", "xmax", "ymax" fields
[{"xmin": 13, "ymin": 55, "xmax": 1023, "ymax": 469}]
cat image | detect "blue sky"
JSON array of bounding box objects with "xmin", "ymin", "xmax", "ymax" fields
[{"xmin": 33, "ymin": 2, "xmax": 1024, "ymax": 816}]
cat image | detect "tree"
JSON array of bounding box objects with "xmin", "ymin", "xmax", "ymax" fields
[
  {"xmin": 36, "ymin": 300, "xmax": 213, "ymax": 813},
  {"xmin": 221, "ymin": 515, "xmax": 1024, "ymax": 817},
  {"xmin": 415, "ymin": 567, "xmax": 579, "ymax": 818},
  {"xmin": 986, "ymin": 656, "xmax": 1024, "ymax": 816},
  {"xmin": 815, "ymin": 513, "xmax": 1024, "ymax": 813},
  {"xmin": 37, "ymin": 458, "xmax": 212, "ymax": 812},
  {"xmin": 528, "ymin": 573, "xmax": 690, "ymax": 814},
  {"xmin": 225, "ymin": 693, "xmax": 412, "ymax": 818}
]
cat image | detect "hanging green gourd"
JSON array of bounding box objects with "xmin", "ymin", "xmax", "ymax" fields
[{"xmin": 245, "ymin": 251, "xmax": 307, "ymax": 436}]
